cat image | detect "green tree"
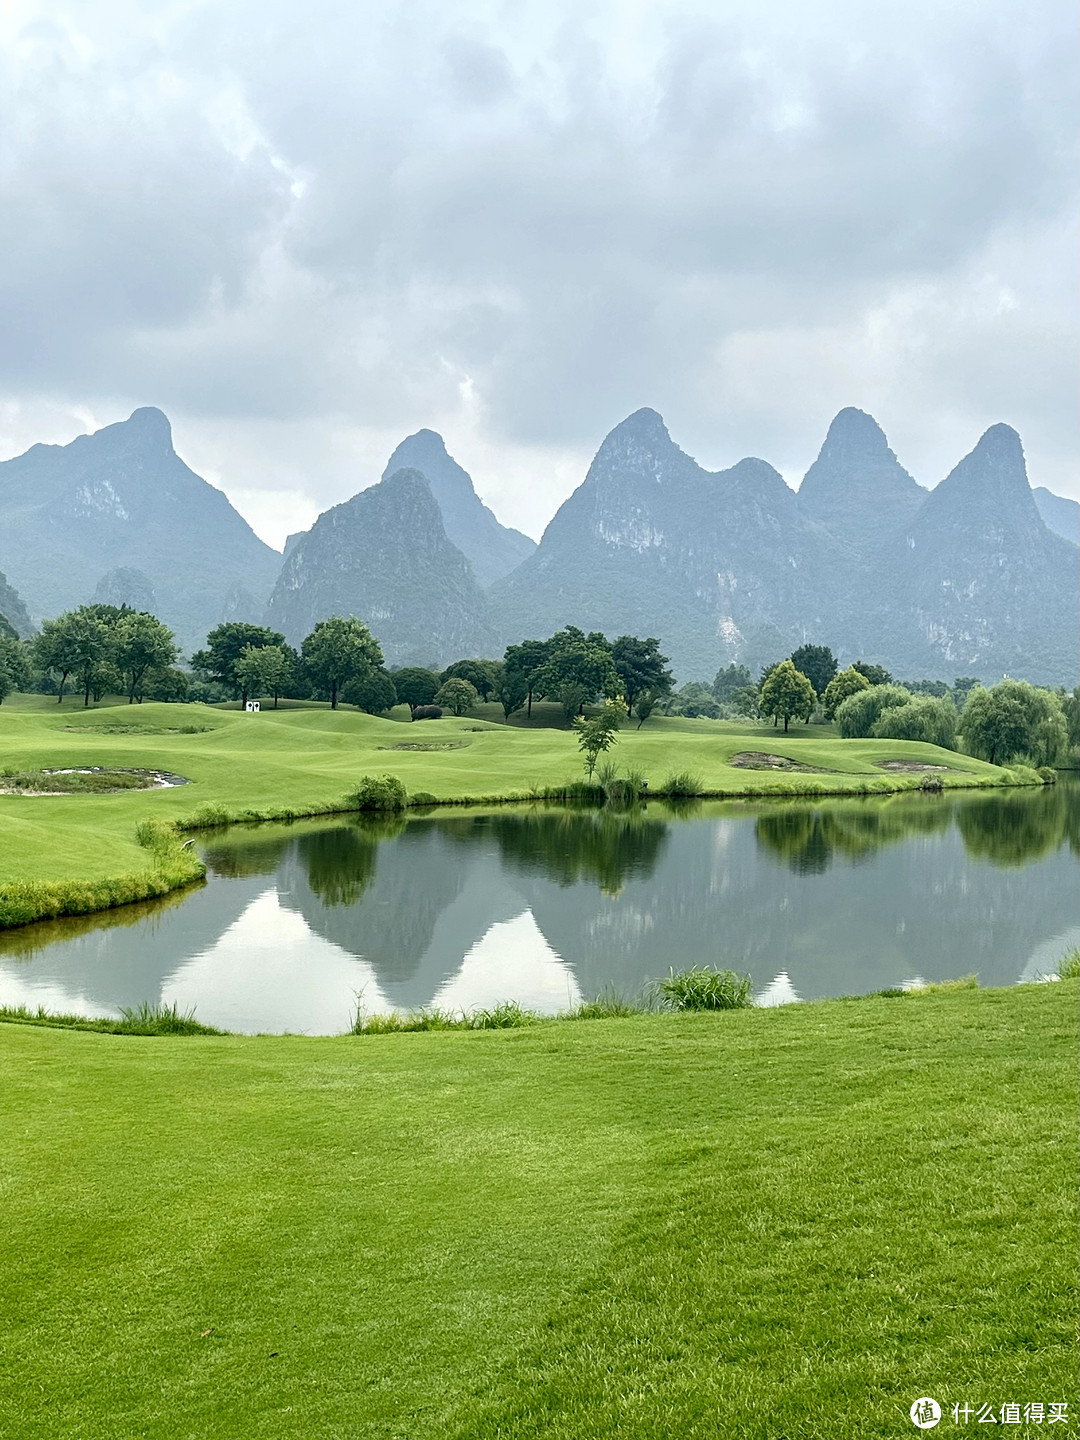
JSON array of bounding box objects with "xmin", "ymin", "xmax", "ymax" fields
[
  {"xmin": 952, "ymin": 677, "xmax": 981, "ymax": 709},
  {"xmin": 144, "ymin": 668, "xmax": 190, "ymax": 703},
  {"xmin": 301, "ymin": 617, "xmax": 383, "ymax": 710},
  {"xmin": 851, "ymin": 660, "xmax": 892, "ymax": 686},
  {"xmin": 342, "ymin": 668, "xmax": 398, "ymax": 715},
  {"xmin": 961, "ymin": 681, "xmax": 1068, "ymax": 767},
  {"xmin": 191, "ymin": 623, "xmax": 287, "ymax": 702},
  {"xmin": 712, "ymin": 663, "xmax": 752, "ymax": 703},
  {"xmin": 439, "ymin": 659, "xmax": 500, "ymax": 700},
  {"xmin": 533, "ymin": 630, "xmax": 621, "ymax": 720},
  {"xmin": 1061, "ymin": 687, "xmax": 1080, "ymax": 752},
  {"xmin": 611, "ymin": 635, "xmax": 673, "ymax": 713},
  {"xmin": 114, "ymin": 611, "xmax": 178, "ymax": 703},
  {"xmin": 872, "ymin": 696, "xmax": 958, "ymax": 749},
  {"xmin": 392, "ymin": 667, "xmax": 441, "ymax": 715},
  {"xmin": 0, "ymin": 635, "xmax": 31, "ymax": 700},
  {"xmin": 834, "ymin": 684, "xmax": 912, "ymax": 738},
  {"xmin": 759, "ymin": 660, "xmax": 816, "ymax": 732},
  {"xmin": 503, "ymin": 639, "xmax": 552, "ymax": 717},
  {"xmin": 434, "ymin": 677, "xmax": 479, "ymax": 716},
  {"xmin": 822, "ymin": 665, "xmax": 871, "ymax": 720},
  {"xmin": 573, "ymin": 699, "xmax": 625, "ymax": 777},
  {"xmin": 495, "ymin": 667, "xmax": 529, "ymax": 719},
  {"xmin": 665, "ymin": 682, "xmax": 721, "ymax": 719},
  {"xmin": 235, "ymin": 644, "xmax": 292, "ymax": 708},
  {"xmin": 790, "ymin": 644, "xmax": 837, "ymax": 699},
  {"xmin": 730, "ymin": 685, "xmax": 760, "ymax": 719},
  {"xmin": 34, "ymin": 609, "xmax": 116, "ymax": 707},
  {"xmin": 633, "ymin": 689, "xmax": 663, "ymax": 728}
]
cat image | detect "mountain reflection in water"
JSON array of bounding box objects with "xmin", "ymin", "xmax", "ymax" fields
[{"xmin": 1, "ymin": 783, "xmax": 1076, "ymax": 1033}]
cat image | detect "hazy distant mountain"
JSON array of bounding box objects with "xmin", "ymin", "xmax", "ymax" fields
[
  {"xmin": 889, "ymin": 425, "xmax": 1078, "ymax": 681},
  {"xmin": 798, "ymin": 408, "xmax": 926, "ymax": 550},
  {"xmin": 489, "ymin": 408, "xmax": 1078, "ymax": 685},
  {"xmin": 0, "ymin": 409, "xmax": 281, "ymax": 653},
  {"xmin": 381, "ymin": 429, "xmax": 535, "ymax": 586},
  {"xmin": 489, "ymin": 407, "xmax": 847, "ymax": 678},
  {"xmin": 0, "ymin": 569, "xmax": 33, "ymax": 638},
  {"xmin": 265, "ymin": 467, "xmax": 494, "ymax": 666},
  {"xmin": 92, "ymin": 567, "xmax": 157, "ymax": 614},
  {"xmin": 1032, "ymin": 486, "xmax": 1079, "ymax": 545}
]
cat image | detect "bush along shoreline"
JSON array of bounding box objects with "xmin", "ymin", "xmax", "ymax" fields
[
  {"xmin": 2, "ymin": 960, "xmax": 1077, "ymax": 1039},
  {"xmin": 0, "ymin": 756, "xmax": 1054, "ymax": 933}
]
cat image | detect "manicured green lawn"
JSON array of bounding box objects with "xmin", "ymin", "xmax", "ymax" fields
[
  {"xmin": 0, "ymin": 694, "xmax": 1008, "ymax": 887},
  {"xmin": 0, "ymin": 982, "xmax": 1075, "ymax": 1439}
]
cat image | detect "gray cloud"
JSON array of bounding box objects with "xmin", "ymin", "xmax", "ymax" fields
[{"xmin": 0, "ymin": 0, "xmax": 1075, "ymax": 547}]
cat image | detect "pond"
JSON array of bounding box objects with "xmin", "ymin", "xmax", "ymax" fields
[{"xmin": 1, "ymin": 783, "xmax": 1076, "ymax": 1033}]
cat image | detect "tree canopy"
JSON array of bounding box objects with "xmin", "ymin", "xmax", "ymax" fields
[
  {"xmin": 960, "ymin": 682, "xmax": 1067, "ymax": 767},
  {"xmin": 790, "ymin": 644, "xmax": 837, "ymax": 699},
  {"xmin": 191, "ymin": 623, "xmax": 287, "ymax": 701},
  {"xmin": 822, "ymin": 665, "xmax": 871, "ymax": 720},
  {"xmin": 301, "ymin": 617, "xmax": 383, "ymax": 710},
  {"xmin": 392, "ymin": 667, "xmax": 441, "ymax": 714},
  {"xmin": 759, "ymin": 660, "xmax": 816, "ymax": 731}
]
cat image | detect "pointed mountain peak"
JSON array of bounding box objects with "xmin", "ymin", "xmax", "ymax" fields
[
  {"xmin": 798, "ymin": 406, "xmax": 923, "ymax": 548},
  {"xmin": 922, "ymin": 423, "xmax": 1036, "ymax": 524},
  {"xmin": 380, "ymin": 430, "xmax": 535, "ymax": 587},
  {"xmin": 379, "ymin": 466, "xmax": 437, "ymax": 500},
  {"xmin": 127, "ymin": 406, "xmax": 172, "ymax": 437},
  {"xmin": 76, "ymin": 405, "xmax": 175, "ymax": 458},
  {"xmin": 607, "ymin": 407, "xmax": 672, "ymax": 447},
  {"xmin": 819, "ymin": 407, "xmax": 891, "ymax": 459}
]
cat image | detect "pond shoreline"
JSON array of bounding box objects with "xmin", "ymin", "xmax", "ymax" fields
[{"xmin": 0, "ymin": 763, "xmax": 1053, "ymax": 934}]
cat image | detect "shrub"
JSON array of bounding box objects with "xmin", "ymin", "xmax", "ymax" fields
[
  {"xmin": 411, "ymin": 705, "xmax": 444, "ymax": 721},
  {"xmin": 134, "ymin": 817, "xmax": 178, "ymax": 852},
  {"xmin": 181, "ymin": 801, "xmax": 231, "ymax": 829},
  {"xmin": 1037, "ymin": 766, "xmax": 1057, "ymax": 785},
  {"xmin": 871, "ymin": 695, "xmax": 957, "ymax": 749},
  {"xmin": 659, "ymin": 770, "xmax": 702, "ymax": 797},
  {"xmin": 347, "ymin": 774, "xmax": 407, "ymax": 812},
  {"xmin": 408, "ymin": 791, "xmax": 438, "ymax": 806},
  {"xmin": 652, "ymin": 965, "xmax": 754, "ymax": 1010},
  {"xmin": 835, "ymin": 684, "xmax": 912, "ymax": 738}
]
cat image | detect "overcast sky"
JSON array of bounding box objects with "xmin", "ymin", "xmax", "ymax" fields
[{"xmin": 1, "ymin": 0, "xmax": 1076, "ymax": 549}]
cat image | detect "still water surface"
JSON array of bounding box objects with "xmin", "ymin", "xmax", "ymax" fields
[{"xmin": 2, "ymin": 784, "xmax": 1076, "ymax": 1033}]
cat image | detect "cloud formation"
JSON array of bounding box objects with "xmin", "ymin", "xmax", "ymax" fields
[{"xmin": 0, "ymin": 0, "xmax": 1076, "ymax": 546}]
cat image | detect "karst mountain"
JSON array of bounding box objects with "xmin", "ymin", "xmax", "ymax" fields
[{"xmin": 1, "ymin": 405, "xmax": 1076, "ymax": 684}]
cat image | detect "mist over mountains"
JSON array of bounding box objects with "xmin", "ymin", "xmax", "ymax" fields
[{"xmin": 1, "ymin": 405, "xmax": 1076, "ymax": 685}]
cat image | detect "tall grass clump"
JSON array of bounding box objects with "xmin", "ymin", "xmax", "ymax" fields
[
  {"xmin": 0, "ymin": 1001, "xmax": 221, "ymax": 1035},
  {"xmin": 658, "ymin": 771, "xmax": 702, "ymax": 798},
  {"xmin": 347, "ymin": 774, "xmax": 408, "ymax": 812},
  {"xmin": 1056, "ymin": 949, "xmax": 1080, "ymax": 980},
  {"xmin": 468, "ymin": 1000, "xmax": 538, "ymax": 1029},
  {"xmin": 652, "ymin": 965, "xmax": 754, "ymax": 1010},
  {"xmin": 565, "ymin": 987, "xmax": 648, "ymax": 1020},
  {"xmin": 597, "ymin": 761, "xmax": 648, "ymax": 807}
]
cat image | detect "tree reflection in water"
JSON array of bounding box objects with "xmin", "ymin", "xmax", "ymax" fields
[
  {"xmin": 756, "ymin": 784, "xmax": 1076, "ymax": 873},
  {"xmin": 476, "ymin": 806, "xmax": 668, "ymax": 896}
]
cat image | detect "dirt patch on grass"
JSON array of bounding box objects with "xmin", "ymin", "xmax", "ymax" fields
[
  {"xmin": 0, "ymin": 766, "xmax": 191, "ymax": 795},
  {"xmin": 729, "ymin": 752, "xmax": 830, "ymax": 773},
  {"xmin": 876, "ymin": 760, "xmax": 951, "ymax": 773},
  {"xmin": 60, "ymin": 723, "xmax": 213, "ymax": 735},
  {"xmin": 378, "ymin": 741, "xmax": 468, "ymax": 752}
]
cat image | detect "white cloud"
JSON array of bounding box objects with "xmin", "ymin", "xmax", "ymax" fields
[{"xmin": 0, "ymin": 0, "xmax": 1075, "ymax": 551}]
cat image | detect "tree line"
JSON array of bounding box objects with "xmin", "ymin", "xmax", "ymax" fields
[{"xmin": 3, "ymin": 606, "xmax": 1076, "ymax": 769}]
